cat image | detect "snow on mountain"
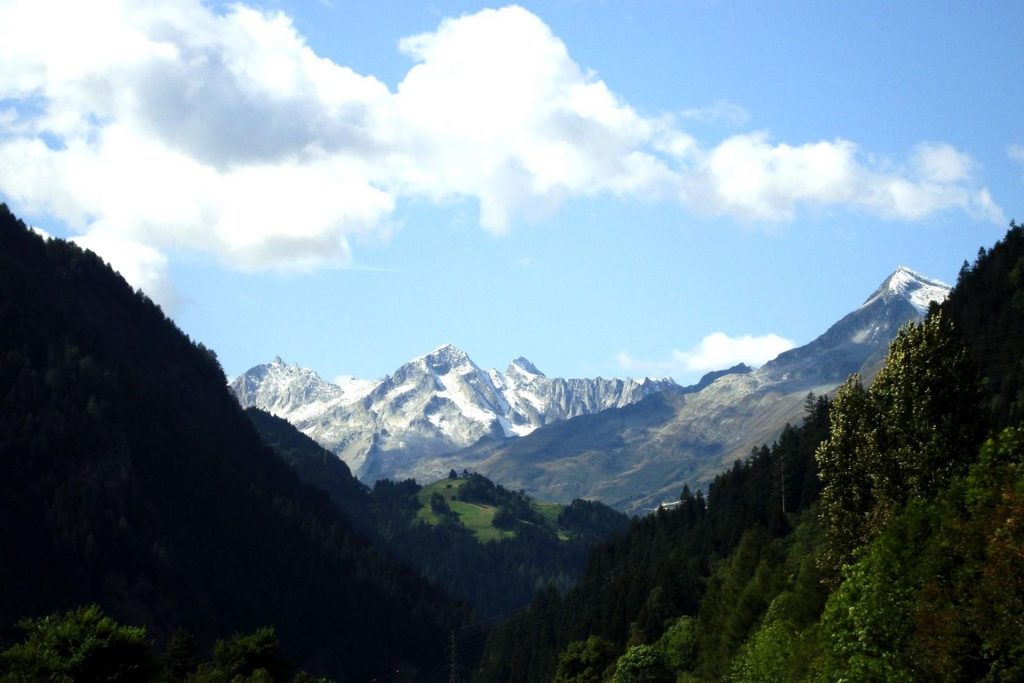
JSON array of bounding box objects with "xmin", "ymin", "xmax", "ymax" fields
[
  {"xmin": 861, "ymin": 265, "xmax": 951, "ymax": 315},
  {"xmin": 231, "ymin": 344, "xmax": 679, "ymax": 481},
  {"xmin": 432, "ymin": 266, "xmax": 953, "ymax": 512},
  {"xmin": 229, "ymin": 356, "xmax": 377, "ymax": 424},
  {"xmin": 232, "ymin": 267, "xmax": 948, "ymax": 498}
]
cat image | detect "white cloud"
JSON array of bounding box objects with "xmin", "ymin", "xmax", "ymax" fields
[
  {"xmin": 680, "ymin": 99, "xmax": 750, "ymax": 126},
  {"xmin": 0, "ymin": 1, "xmax": 1005, "ymax": 302},
  {"xmin": 390, "ymin": 6, "xmax": 678, "ymax": 231},
  {"xmin": 29, "ymin": 225, "xmax": 53, "ymax": 240},
  {"xmin": 72, "ymin": 231, "xmax": 181, "ymax": 312},
  {"xmin": 691, "ymin": 135, "xmax": 1002, "ymax": 223},
  {"xmin": 672, "ymin": 332, "xmax": 796, "ymax": 372},
  {"xmin": 617, "ymin": 331, "xmax": 795, "ymax": 380},
  {"xmin": 697, "ymin": 134, "xmax": 860, "ymax": 220},
  {"xmin": 911, "ymin": 142, "xmax": 973, "ymax": 183}
]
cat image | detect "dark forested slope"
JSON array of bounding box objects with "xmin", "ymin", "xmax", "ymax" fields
[
  {"xmin": 246, "ymin": 408, "xmax": 628, "ymax": 619},
  {"xmin": 0, "ymin": 205, "xmax": 467, "ymax": 681},
  {"xmin": 477, "ymin": 219, "xmax": 1024, "ymax": 683},
  {"xmin": 943, "ymin": 220, "xmax": 1024, "ymax": 428}
]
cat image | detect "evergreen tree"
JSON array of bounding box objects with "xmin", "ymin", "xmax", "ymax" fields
[
  {"xmin": 0, "ymin": 605, "xmax": 155, "ymax": 683},
  {"xmin": 814, "ymin": 375, "xmax": 875, "ymax": 581},
  {"xmin": 160, "ymin": 628, "xmax": 199, "ymax": 681}
]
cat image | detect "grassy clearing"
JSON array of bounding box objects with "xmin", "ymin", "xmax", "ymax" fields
[{"xmin": 414, "ymin": 476, "xmax": 564, "ymax": 542}]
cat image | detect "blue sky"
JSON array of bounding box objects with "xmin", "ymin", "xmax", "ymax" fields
[{"xmin": 1, "ymin": 1, "xmax": 1021, "ymax": 384}]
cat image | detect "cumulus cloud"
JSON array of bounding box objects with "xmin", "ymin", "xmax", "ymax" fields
[
  {"xmin": 72, "ymin": 231, "xmax": 181, "ymax": 313},
  {"xmin": 690, "ymin": 136, "xmax": 1002, "ymax": 223},
  {"xmin": 0, "ymin": 1, "xmax": 1005, "ymax": 303},
  {"xmin": 672, "ymin": 332, "xmax": 796, "ymax": 372},
  {"xmin": 617, "ymin": 331, "xmax": 795, "ymax": 380}
]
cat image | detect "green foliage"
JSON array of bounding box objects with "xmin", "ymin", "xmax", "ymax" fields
[
  {"xmin": 192, "ymin": 628, "xmax": 292, "ymax": 682},
  {"xmin": 869, "ymin": 311, "xmax": 986, "ymax": 504},
  {"xmin": 818, "ymin": 510, "xmax": 920, "ymax": 683},
  {"xmin": 429, "ymin": 491, "xmax": 451, "ymax": 516},
  {"xmin": 0, "ymin": 606, "xmax": 332, "ymax": 683},
  {"xmin": 813, "ymin": 428, "xmax": 1024, "ymax": 682},
  {"xmin": 721, "ymin": 516, "xmax": 828, "ymax": 682},
  {"xmin": 480, "ymin": 221, "xmax": 1024, "ymax": 683},
  {"xmin": 610, "ymin": 644, "xmax": 672, "ymax": 683},
  {"xmin": 161, "ymin": 628, "xmax": 199, "ymax": 681},
  {"xmin": 479, "ymin": 395, "xmax": 830, "ymax": 682},
  {"xmin": 0, "ymin": 605, "xmax": 154, "ymax": 683},
  {"xmin": 655, "ymin": 616, "xmax": 697, "ymax": 673},
  {"xmin": 695, "ymin": 527, "xmax": 787, "ymax": 680},
  {"xmin": 553, "ymin": 636, "xmax": 618, "ymax": 683},
  {"xmin": 727, "ymin": 618, "xmax": 796, "ymax": 683},
  {"xmin": 944, "ymin": 220, "xmax": 1024, "ymax": 427},
  {"xmin": 963, "ymin": 429, "xmax": 1024, "ymax": 680},
  {"xmin": 557, "ymin": 499, "xmax": 632, "ymax": 543},
  {"xmin": 361, "ymin": 472, "xmax": 625, "ymax": 618},
  {"xmin": 816, "ymin": 312, "xmax": 985, "ymax": 580},
  {"xmin": 814, "ymin": 376, "xmax": 876, "ymax": 581}
]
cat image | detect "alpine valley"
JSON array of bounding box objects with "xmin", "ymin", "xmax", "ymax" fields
[
  {"xmin": 6, "ymin": 199, "xmax": 1024, "ymax": 682},
  {"xmin": 232, "ymin": 266, "xmax": 951, "ymax": 512}
]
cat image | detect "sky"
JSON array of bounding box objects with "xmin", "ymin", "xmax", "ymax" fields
[{"xmin": 1, "ymin": 1, "xmax": 1022, "ymax": 385}]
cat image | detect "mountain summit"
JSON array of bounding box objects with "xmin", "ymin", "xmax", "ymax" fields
[
  {"xmin": 863, "ymin": 265, "xmax": 951, "ymax": 315},
  {"xmin": 230, "ymin": 346, "xmax": 679, "ymax": 481},
  {"xmin": 758, "ymin": 266, "xmax": 951, "ymax": 389},
  {"xmin": 438, "ymin": 266, "xmax": 952, "ymax": 511}
]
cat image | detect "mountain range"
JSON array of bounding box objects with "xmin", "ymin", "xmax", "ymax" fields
[
  {"xmin": 232, "ymin": 347, "xmax": 680, "ymax": 481},
  {"xmin": 233, "ymin": 266, "xmax": 950, "ymax": 511},
  {"xmin": 441, "ymin": 266, "xmax": 952, "ymax": 510}
]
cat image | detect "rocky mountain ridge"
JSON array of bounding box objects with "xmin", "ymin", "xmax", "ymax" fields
[
  {"xmin": 231, "ymin": 345, "xmax": 680, "ymax": 480},
  {"xmin": 433, "ymin": 266, "xmax": 952, "ymax": 511},
  {"xmin": 231, "ymin": 266, "xmax": 950, "ymax": 509}
]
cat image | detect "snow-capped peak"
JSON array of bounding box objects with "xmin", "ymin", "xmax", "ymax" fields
[
  {"xmin": 507, "ymin": 357, "xmax": 544, "ymax": 377},
  {"xmin": 231, "ymin": 346, "xmax": 682, "ymax": 481},
  {"xmin": 862, "ymin": 266, "xmax": 951, "ymax": 315},
  {"xmin": 418, "ymin": 344, "xmax": 476, "ymax": 376},
  {"xmin": 420, "ymin": 344, "xmax": 470, "ymax": 362}
]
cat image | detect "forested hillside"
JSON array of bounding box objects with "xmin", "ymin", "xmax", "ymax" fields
[
  {"xmin": 4, "ymin": 197, "xmax": 1021, "ymax": 682},
  {"xmin": 0, "ymin": 205, "xmax": 469, "ymax": 681},
  {"xmin": 944, "ymin": 221, "xmax": 1024, "ymax": 427},
  {"xmin": 476, "ymin": 220, "xmax": 1024, "ymax": 682},
  {"xmin": 247, "ymin": 408, "xmax": 628, "ymax": 619}
]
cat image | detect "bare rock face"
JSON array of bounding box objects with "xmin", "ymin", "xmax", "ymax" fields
[
  {"xmin": 230, "ymin": 344, "xmax": 679, "ymax": 481},
  {"xmin": 232, "ymin": 267, "xmax": 950, "ymax": 511}
]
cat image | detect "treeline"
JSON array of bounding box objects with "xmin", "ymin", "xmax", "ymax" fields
[
  {"xmin": 0, "ymin": 605, "xmax": 328, "ymax": 682},
  {"xmin": 944, "ymin": 221, "xmax": 1024, "ymax": 428},
  {"xmin": 247, "ymin": 409, "xmax": 629, "ymax": 619},
  {"xmin": 475, "ymin": 393, "xmax": 830, "ymax": 682},
  {"xmin": 476, "ymin": 219, "xmax": 1024, "ymax": 682}
]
